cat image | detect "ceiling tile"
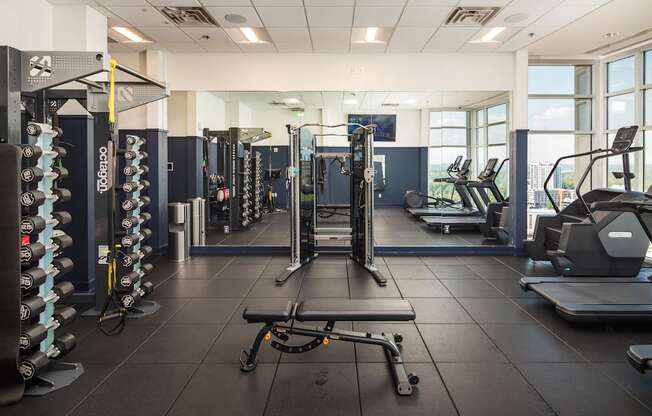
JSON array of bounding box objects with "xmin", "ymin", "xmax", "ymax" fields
[
  {"xmin": 492, "ymin": 0, "xmax": 561, "ymax": 28},
  {"xmin": 160, "ymin": 42, "xmax": 205, "ymax": 52},
  {"xmin": 182, "ymin": 27, "xmax": 242, "ymax": 51},
  {"xmin": 48, "ymin": 0, "xmax": 97, "ymax": 4},
  {"xmin": 467, "ymin": 26, "xmax": 519, "ymax": 43},
  {"xmin": 458, "ymin": 0, "xmax": 511, "ymax": 6},
  {"xmin": 252, "ymin": 0, "xmax": 304, "ymax": 5},
  {"xmin": 299, "ymin": 92, "xmax": 323, "ymax": 107},
  {"xmin": 458, "ymin": 41, "xmax": 501, "ymax": 52},
  {"xmin": 497, "ymin": 26, "xmax": 558, "ymax": 51},
  {"xmin": 267, "ymin": 27, "xmax": 312, "ymax": 52},
  {"xmin": 148, "ymin": 0, "xmax": 200, "ymax": 6},
  {"xmin": 561, "ymin": 0, "xmax": 609, "ymax": 4},
  {"xmin": 387, "ymin": 27, "xmax": 435, "ymax": 52},
  {"xmin": 96, "ymin": 0, "xmax": 148, "ymax": 5},
  {"xmin": 407, "ymin": 0, "xmax": 458, "ymax": 5},
  {"xmin": 534, "ymin": 4, "xmax": 599, "ymax": 28},
  {"xmin": 397, "ymin": 6, "xmax": 450, "ymax": 27},
  {"xmin": 422, "ymin": 27, "xmax": 477, "ymax": 52},
  {"xmin": 238, "ymin": 42, "xmax": 277, "ymax": 52},
  {"xmin": 304, "ymin": 0, "xmax": 354, "ymax": 5},
  {"xmin": 206, "ymin": 6, "xmax": 264, "ymax": 27},
  {"xmin": 95, "ymin": 6, "xmax": 130, "ymax": 26},
  {"xmin": 310, "ymin": 28, "xmax": 351, "ymax": 52},
  {"xmin": 106, "ymin": 6, "xmax": 171, "ymax": 26},
  {"xmin": 199, "ymin": 0, "xmax": 251, "ymax": 5},
  {"xmin": 306, "ymin": 7, "xmax": 354, "ymax": 28},
  {"xmin": 138, "ymin": 26, "xmax": 193, "ymax": 42},
  {"xmin": 353, "ymin": 7, "xmax": 403, "ymax": 27},
  {"xmin": 257, "ymin": 7, "xmax": 307, "ymax": 27},
  {"xmin": 356, "ymin": 0, "xmax": 406, "ymax": 5}
]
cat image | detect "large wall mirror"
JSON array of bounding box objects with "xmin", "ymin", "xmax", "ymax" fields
[{"xmin": 166, "ymin": 90, "xmax": 513, "ymax": 251}]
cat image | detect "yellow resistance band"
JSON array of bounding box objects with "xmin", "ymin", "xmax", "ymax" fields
[{"xmin": 108, "ymin": 58, "xmax": 117, "ymax": 124}]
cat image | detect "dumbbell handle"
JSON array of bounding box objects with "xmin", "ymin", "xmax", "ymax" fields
[{"xmin": 20, "ymin": 282, "xmax": 74, "ymax": 320}]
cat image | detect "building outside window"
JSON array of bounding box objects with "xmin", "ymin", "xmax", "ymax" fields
[
  {"xmin": 428, "ymin": 111, "xmax": 469, "ymax": 199},
  {"xmin": 527, "ymin": 64, "xmax": 593, "ymax": 236}
]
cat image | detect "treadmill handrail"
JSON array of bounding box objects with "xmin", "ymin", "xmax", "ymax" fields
[
  {"xmin": 493, "ymin": 158, "xmax": 509, "ymax": 201},
  {"xmin": 543, "ymin": 148, "xmax": 605, "ymax": 214},
  {"xmin": 576, "ymin": 146, "xmax": 643, "ymax": 223}
]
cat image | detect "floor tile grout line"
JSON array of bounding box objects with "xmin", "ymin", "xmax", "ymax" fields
[
  {"xmin": 64, "ymin": 297, "xmax": 192, "ymax": 416},
  {"xmin": 486, "ymin": 257, "xmax": 652, "ymax": 413}
]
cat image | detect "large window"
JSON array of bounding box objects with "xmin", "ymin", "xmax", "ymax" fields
[
  {"xmin": 475, "ymin": 103, "xmax": 508, "ymax": 196},
  {"xmin": 428, "ymin": 111, "xmax": 468, "ymax": 198},
  {"xmin": 527, "ymin": 65, "xmax": 593, "ymax": 236}
]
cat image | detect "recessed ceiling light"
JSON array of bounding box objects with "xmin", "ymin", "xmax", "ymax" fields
[
  {"xmin": 240, "ymin": 27, "xmax": 259, "ymax": 43},
  {"xmin": 504, "ymin": 13, "xmax": 529, "ymax": 24},
  {"xmin": 112, "ymin": 27, "xmax": 147, "ymax": 43},
  {"xmin": 225, "ymin": 13, "xmax": 247, "ymax": 24},
  {"xmin": 365, "ymin": 27, "xmax": 378, "ymax": 43},
  {"xmin": 470, "ymin": 27, "xmax": 506, "ymax": 43},
  {"xmin": 343, "ymin": 98, "xmax": 358, "ymax": 105},
  {"xmin": 285, "ymin": 98, "xmax": 300, "ymax": 104},
  {"xmin": 604, "ymin": 32, "xmax": 619, "ymax": 38}
]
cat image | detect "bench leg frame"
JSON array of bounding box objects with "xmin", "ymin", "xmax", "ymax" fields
[{"xmin": 240, "ymin": 322, "xmax": 418, "ymax": 396}]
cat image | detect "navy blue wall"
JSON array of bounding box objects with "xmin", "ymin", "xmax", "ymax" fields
[
  {"xmin": 58, "ymin": 115, "xmax": 95, "ymax": 292},
  {"xmin": 168, "ymin": 136, "xmax": 203, "ymax": 203},
  {"xmin": 252, "ymin": 144, "xmax": 289, "ymax": 208},
  {"xmin": 119, "ymin": 128, "xmax": 169, "ymax": 255}
]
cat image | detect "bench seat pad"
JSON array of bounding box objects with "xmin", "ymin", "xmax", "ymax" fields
[
  {"xmin": 296, "ymin": 299, "xmax": 415, "ymax": 322},
  {"xmin": 243, "ymin": 300, "xmax": 294, "ymax": 323}
]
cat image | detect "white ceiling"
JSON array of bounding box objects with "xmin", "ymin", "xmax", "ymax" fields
[
  {"xmin": 46, "ymin": 0, "xmax": 652, "ymax": 56},
  {"xmin": 212, "ymin": 90, "xmax": 506, "ymax": 110}
]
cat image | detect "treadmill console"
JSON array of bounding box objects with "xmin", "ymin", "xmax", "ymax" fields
[
  {"xmin": 478, "ymin": 158, "xmax": 498, "ymax": 180},
  {"xmin": 458, "ymin": 159, "xmax": 472, "ymax": 177},
  {"xmin": 611, "ymin": 126, "xmax": 639, "ymax": 152}
]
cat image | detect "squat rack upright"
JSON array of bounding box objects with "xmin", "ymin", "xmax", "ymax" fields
[{"xmin": 277, "ymin": 123, "xmax": 387, "ymax": 286}]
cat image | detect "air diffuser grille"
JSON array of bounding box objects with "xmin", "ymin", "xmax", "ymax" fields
[
  {"xmin": 445, "ymin": 7, "xmax": 500, "ymax": 26},
  {"xmin": 158, "ymin": 6, "xmax": 217, "ymax": 27}
]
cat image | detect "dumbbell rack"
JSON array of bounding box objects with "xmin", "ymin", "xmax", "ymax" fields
[
  {"xmin": 117, "ymin": 135, "xmax": 158, "ymax": 317},
  {"xmin": 240, "ymin": 149, "xmax": 253, "ymax": 229},
  {"xmin": 252, "ymin": 152, "xmax": 263, "ymax": 222},
  {"xmin": 18, "ymin": 123, "xmax": 83, "ymax": 395}
]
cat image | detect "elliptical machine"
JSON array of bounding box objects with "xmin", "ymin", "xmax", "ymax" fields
[{"xmin": 524, "ymin": 126, "xmax": 647, "ymax": 277}]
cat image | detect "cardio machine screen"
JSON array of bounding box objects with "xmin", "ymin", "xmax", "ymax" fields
[{"xmin": 347, "ymin": 114, "xmax": 396, "ymax": 142}]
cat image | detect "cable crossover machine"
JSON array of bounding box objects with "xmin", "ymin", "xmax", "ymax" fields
[{"xmin": 276, "ymin": 123, "xmax": 386, "ymax": 286}]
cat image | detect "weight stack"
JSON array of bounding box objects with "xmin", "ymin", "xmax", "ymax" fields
[
  {"xmin": 116, "ymin": 135, "xmax": 159, "ymax": 317},
  {"xmin": 18, "ymin": 123, "xmax": 83, "ymax": 397}
]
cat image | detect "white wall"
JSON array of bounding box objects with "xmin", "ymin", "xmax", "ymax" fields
[
  {"xmin": 250, "ymin": 108, "xmax": 322, "ymax": 147},
  {"xmin": 166, "ymin": 53, "xmax": 515, "ymax": 92},
  {"xmin": 0, "ymin": 0, "xmax": 53, "ymax": 50},
  {"xmin": 53, "ymin": 5, "xmax": 106, "ymax": 53},
  {"xmin": 196, "ymin": 91, "xmax": 226, "ymax": 134}
]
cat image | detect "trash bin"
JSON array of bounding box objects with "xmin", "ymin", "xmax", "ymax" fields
[
  {"xmin": 169, "ymin": 202, "xmax": 190, "ymax": 262},
  {"xmin": 187, "ymin": 197, "xmax": 206, "ymax": 246}
]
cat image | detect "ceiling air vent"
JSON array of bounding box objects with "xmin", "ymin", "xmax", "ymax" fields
[
  {"xmin": 445, "ymin": 7, "xmax": 500, "ymax": 26},
  {"xmin": 158, "ymin": 6, "xmax": 217, "ymax": 27},
  {"xmin": 381, "ymin": 103, "xmax": 400, "ymax": 108},
  {"xmin": 268, "ymin": 101, "xmax": 287, "ymax": 107}
]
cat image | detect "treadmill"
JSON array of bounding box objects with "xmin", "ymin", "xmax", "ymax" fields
[
  {"xmin": 407, "ymin": 158, "xmax": 480, "ymax": 218},
  {"xmin": 520, "ymin": 126, "xmax": 652, "ymax": 323},
  {"xmin": 421, "ymin": 158, "xmax": 501, "ymax": 232}
]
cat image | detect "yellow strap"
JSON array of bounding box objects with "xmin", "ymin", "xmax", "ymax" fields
[{"xmin": 108, "ymin": 58, "xmax": 117, "ymax": 123}]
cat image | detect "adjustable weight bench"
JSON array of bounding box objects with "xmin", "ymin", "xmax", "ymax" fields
[{"xmin": 240, "ymin": 298, "xmax": 420, "ymax": 396}]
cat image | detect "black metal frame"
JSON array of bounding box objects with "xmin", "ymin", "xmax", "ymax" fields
[{"xmin": 240, "ymin": 320, "xmax": 418, "ymax": 396}]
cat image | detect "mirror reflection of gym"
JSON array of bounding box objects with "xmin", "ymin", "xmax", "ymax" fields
[{"xmin": 178, "ymin": 91, "xmax": 511, "ymax": 248}]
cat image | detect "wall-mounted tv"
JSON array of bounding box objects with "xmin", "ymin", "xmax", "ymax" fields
[{"xmin": 347, "ymin": 114, "xmax": 396, "ymax": 142}]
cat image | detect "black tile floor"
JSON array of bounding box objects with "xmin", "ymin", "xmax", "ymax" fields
[
  {"xmin": 205, "ymin": 208, "xmax": 502, "ymax": 247},
  {"xmin": 7, "ymin": 255, "xmax": 652, "ymax": 416}
]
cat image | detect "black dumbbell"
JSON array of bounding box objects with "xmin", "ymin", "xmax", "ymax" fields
[
  {"xmin": 19, "ymin": 306, "xmax": 77, "ymax": 351},
  {"xmin": 52, "ymin": 145, "xmax": 67, "ymax": 159},
  {"xmin": 122, "ymin": 180, "xmax": 150, "ymax": 193},
  {"xmin": 119, "ymin": 263, "xmax": 154, "ymax": 289},
  {"xmin": 124, "ymin": 165, "xmax": 149, "ymax": 177},
  {"xmin": 123, "ymin": 150, "xmax": 147, "ymax": 161},
  {"xmin": 19, "ymin": 333, "xmax": 76, "ymax": 380},
  {"xmin": 20, "ymin": 281, "xmax": 75, "ymax": 321},
  {"xmin": 121, "ymin": 228, "xmax": 152, "ymax": 248},
  {"xmin": 21, "ymin": 257, "xmax": 74, "ymax": 291},
  {"xmin": 121, "ymin": 245, "xmax": 153, "ymax": 267},
  {"xmin": 20, "ymin": 233, "xmax": 73, "ymax": 264},
  {"xmin": 20, "ymin": 188, "xmax": 71, "ymax": 208},
  {"xmin": 121, "ymin": 196, "xmax": 150, "ymax": 212},
  {"xmin": 20, "ymin": 144, "xmax": 43, "ymax": 160},
  {"xmin": 21, "ymin": 211, "xmax": 71, "ymax": 235},
  {"xmin": 126, "ymin": 136, "xmax": 145, "ymax": 146},
  {"xmin": 121, "ymin": 212, "xmax": 152, "ymax": 230},
  {"xmin": 120, "ymin": 281, "xmax": 154, "ymax": 308},
  {"xmin": 26, "ymin": 123, "xmax": 42, "ymax": 137},
  {"xmin": 20, "ymin": 166, "xmax": 68, "ymax": 184}
]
